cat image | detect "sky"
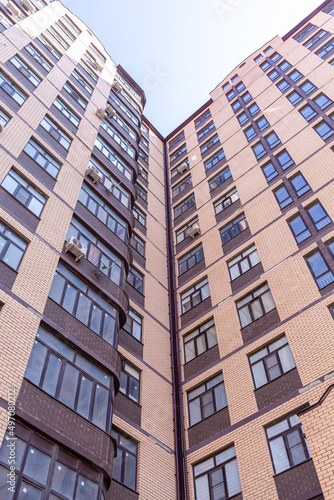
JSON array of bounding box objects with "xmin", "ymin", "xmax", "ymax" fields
[{"xmin": 64, "ymin": 0, "xmax": 323, "ymax": 136}]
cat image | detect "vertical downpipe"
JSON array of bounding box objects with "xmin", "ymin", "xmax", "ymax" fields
[{"xmin": 163, "ymin": 140, "xmax": 189, "ymax": 500}]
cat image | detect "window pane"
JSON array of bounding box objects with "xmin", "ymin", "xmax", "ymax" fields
[
  {"xmin": 269, "ymin": 436, "xmax": 290, "ymax": 473},
  {"xmin": 76, "ymin": 475, "xmax": 99, "ymax": 500},
  {"xmin": 25, "ymin": 341, "xmax": 47, "ymax": 386},
  {"xmin": 262, "ymin": 290, "xmax": 276, "ymax": 313},
  {"xmin": 77, "ymin": 375, "xmax": 93, "ymax": 420},
  {"xmin": 278, "ymin": 345, "xmax": 295, "ymax": 372},
  {"xmin": 92, "ymin": 385, "xmax": 108, "ymax": 429},
  {"xmin": 123, "ymin": 452, "xmax": 136, "ymax": 490},
  {"xmin": 252, "ymin": 361, "xmax": 267, "ymax": 388},
  {"xmin": 196, "ymin": 334, "xmax": 206, "ymax": 356},
  {"xmin": 51, "ymin": 462, "xmax": 76, "ymax": 499},
  {"xmin": 76, "ymin": 293, "xmax": 91, "ymax": 326},
  {"xmin": 42, "ymin": 353, "xmax": 62, "ymax": 397},
  {"xmin": 252, "ymin": 298, "xmax": 263, "ymax": 320},
  {"xmin": 195, "ymin": 475, "xmax": 210, "ymax": 500},
  {"xmin": 185, "ymin": 341, "xmax": 195, "ymax": 363},
  {"xmin": 214, "ymin": 384, "xmax": 227, "ymax": 410},
  {"xmin": 24, "ymin": 446, "xmax": 51, "ymax": 484},
  {"xmin": 58, "ymin": 363, "xmax": 79, "ymax": 408},
  {"xmin": 189, "ymin": 399, "xmax": 202, "ymax": 426},
  {"xmin": 226, "ymin": 459, "xmax": 242, "ymax": 497},
  {"xmin": 18, "ymin": 481, "xmax": 43, "ymax": 500}
]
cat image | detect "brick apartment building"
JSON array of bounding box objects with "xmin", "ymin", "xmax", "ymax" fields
[{"xmin": 0, "ymin": 0, "xmax": 333, "ymax": 499}]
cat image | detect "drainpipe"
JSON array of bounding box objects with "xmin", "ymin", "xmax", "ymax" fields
[{"xmin": 163, "ymin": 139, "xmax": 190, "ymax": 500}]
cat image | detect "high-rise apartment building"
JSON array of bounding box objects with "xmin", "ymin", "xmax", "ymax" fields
[{"xmin": 0, "ymin": 0, "xmax": 333, "ymax": 499}]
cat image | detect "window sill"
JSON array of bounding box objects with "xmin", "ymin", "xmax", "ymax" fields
[
  {"xmin": 183, "ymin": 343, "xmax": 218, "ymax": 366},
  {"xmin": 254, "ymin": 367, "xmax": 296, "ymax": 391},
  {"xmin": 273, "ymin": 458, "xmax": 312, "ymax": 477},
  {"xmin": 188, "ymin": 405, "xmax": 228, "ymax": 429}
]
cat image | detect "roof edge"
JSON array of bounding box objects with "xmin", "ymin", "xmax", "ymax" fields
[{"xmin": 282, "ymin": 0, "xmax": 332, "ymax": 41}]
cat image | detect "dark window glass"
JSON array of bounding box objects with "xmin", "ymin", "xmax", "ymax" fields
[
  {"xmin": 275, "ymin": 150, "xmax": 294, "ymax": 170},
  {"xmin": 262, "ymin": 161, "xmax": 278, "ymax": 182},
  {"xmin": 23, "ymin": 138, "xmax": 61, "ymax": 178},
  {"xmin": 1, "ymin": 169, "xmax": 47, "ymax": 217},
  {"xmin": 270, "ymin": 52, "xmax": 282, "ymax": 62},
  {"xmin": 260, "ymin": 61, "xmax": 271, "ymax": 71},
  {"xmin": 277, "ymin": 79, "xmax": 290, "ymax": 92},
  {"xmin": 288, "ymin": 214, "xmax": 311, "ymax": 243},
  {"xmin": 214, "ymin": 187, "xmax": 239, "ymax": 214},
  {"xmin": 220, "ymin": 214, "xmax": 249, "ymax": 244},
  {"xmin": 184, "ymin": 318, "xmax": 217, "ymax": 363},
  {"xmin": 119, "ymin": 362, "xmax": 140, "ymax": 403},
  {"xmin": 288, "ymin": 69, "xmax": 303, "ymax": 82},
  {"xmin": 274, "ymin": 185, "xmax": 293, "ymax": 209},
  {"xmin": 123, "ymin": 309, "xmax": 142, "ymax": 342},
  {"xmin": 188, "ymin": 374, "xmax": 227, "ymax": 426},
  {"xmin": 48, "ymin": 26, "xmax": 69, "ymax": 49},
  {"xmin": 287, "ymin": 90, "xmax": 303, "ymax": 105},
  {"xmin": 265, "ymin": 132, "xmax": 281, "ymax": 149},
  {"xmin": 235, "ymin": 81, "xmax": 245, "ymax": 92},
  {"xmin": 63, "ymin": 81, "xmax": 87, "ymax": 109},
  {"xmin": 130, "ymin": 232, "xmax": 145, "ymax": 257},
  {"xmin": 38, "ymin": 34, "xmax": 61, "ymax": 60},
  {"xmin": 195, "ymin": 109, "xmax": 211, "ymax": 127},
  {"xmin": 170, "ymin": 144, "xmax": 187, "ymax": 162},
  {"xmin": 135, "ymin": 183, "xmax": 147, "ymax": 202},
  {"xmin": 0, "ymin": 69, "xmax": 27, "ymax": 105},
  {"xmin": 289, "ymin": 173, "xmax": 310, "ymax": 197},
  {"xmin": 304, "ymin": 29, "xmax": 327, "ymax": 49},
  {"xmin": 313, "ymin": 93, "xmax": 332, "ymax": 110},
  {"xmin": 197, "ymin": 121, "xmax": 215, "ymax": 139},
  {"xmin": 201, "ymin": 135, "xmax": 219, "ymax": 154},
  {"xmin": 305, "ymin": 250, "xmax": 334, "ymax": 289},
  {"xmin": 209, "ymin": 166, "xmax": 232, "ymax": 190},
  {"xmin": 237, "ymin": 112, "xmax": 248, "ymax": 125},
  {"xmin": 266, "ymin": 415, "xmax": 310, "ymax": 474},
  {"xmin": 306, "ymin": 201, "xmax": 332, "ymax": 230},
  {"xmin": 180, "ymin": 278, "xmax": 210, "ymax": 313},
  {"xmin": 226, "ymin": 89, "xmax": 235, "ymax": 101},
  {"xmin": 95, "ymin": 135, "xmax": 132, "ymax": 181},
  {"xmin": 133, "ymin": 205, "xmax": 146, "ymax": 227},
  {"xmin": 242, "ymin": 91, "xmax": 252, "ymax": 103},
  {"xmin": 250, "ymin": 336, "xmax": 296, "ymax": 389},
  {"xmin": 231, "ymin": 100, "xmax": 241, "ymax": 112},
  {"xmin": 175, "ymin": 217, "xmax": 199, "ymax": 244},
  {"xmin": 244, "ymin": 126, "xmax": 256, "ymax": 141},
  {"xmin": 169, "ymin": 130, "xmax": 185, "ymax": 149},
  {"xmin": 237, "ymin": 283, "xmax": 276, "ymax": 328},
  {"xmin": 314, "ymin": 120, "xmax": 334, "ymax": 141},
  {"xmin": 268, "ymin": 69, "xmax": 279, "ymax": 81},
  {"xmin": 111, "ymin": 429, "xmax": 137, "ymax": 490},
  {"xmin": 204, "ymin": 149, "xmax": 225, "ymax": 171},
  {"xmin": 40, "ymin": 115, "xmax": 72, "ymax": 150},
  {"xmin": 255, "ymin": 116, "xmax": 270, "ymax": 131},
  {"xmin": 0, "ymin": 222, "xmax": 27, "ymax": 271},
  {"xmin": 299, "ymin": 104, "xmax": 317, "ymax": 121},
  {"xmin": 248, "ymin": 102, "xmax": 260, "ymax": 116},
  {"xmin": 178, "ymin": 245, "xmax": 204, "ymax": 275},
  {"xmin": 316, "ymin": 37, "xmax": 334, "ymax": 58},
  {"xmin": 53, "ymin": 97, "xmax": 80, "ymax": 127},
  {"xmin": 278, "ymin": 60, "xmax": 292, "ymax": 71},
  {"xmin": 294, "ymin": 24, "xmax": 315, "ymax": 41},
  {"xmin": 9, "ymin": 54, "xmax": 41, "ymax": 86},
  {"xmin": 172, "ymin": 175, "xmax": 192, "ymax": 198},
  {"xmin": 127, "ymin": 266, "xmax": 144, "ymax": 294},
  {"xmin": 252, "ymin": 142, "xmax": 266, "ymax": 160},
  {"xmin": 323, "ymin": 4, "xmax": 334, "ymax": 15},
  {"xmin": 174, "ymin": 194, "xmax": 195, "ymax": 218},
  {"xmin": 299, "ymin": 80, "xmax": 316, "ymax": 95},
  {"xmin": 227, "ymin": 244, "xmax": 261, "ymax": 280}
]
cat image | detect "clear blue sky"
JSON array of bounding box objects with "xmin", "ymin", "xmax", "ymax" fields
[{"xmin": 65, "ymin": 0, "xmax": 322, "ymax": 136}]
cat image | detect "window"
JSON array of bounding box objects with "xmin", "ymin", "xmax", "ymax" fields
[
  {"xmin": 49, "ymin": 263, "xmax": 117, "ymax": 344},
  {"xmin": 72, "ymin": 69, "xmax": 93, "ymax": 94},
  {"xmin": 130, "ymin": 233, "xmax": 145, "ymax": 257},
  {"xmin": 306, "ymin": 201, "xmax": 332, "ymax": 230},
  {"xmin": 266, "ymin": 415, "xmax": 310, "ymax": 474},
  {"xmin": 204, "ymin": 149, "xmax": 225, "ymax": 171},
  {"xmin": 1, "ymin": 168, "xmax": 47, "ymax": 217},
  {"xmin": 0, "ymin": 424, "xmax": 104, "ymax": 499},
  {"xmin": 48, "ymin": 26, "xmax": 69, "ymax": 50},
  {"xmin": 231, "ymin": 74, "xmax": 239, "ymax": 82},
  {"xmin": 248, "ymin": 102, "xmax": 260, "ymax": 116},
  {"xmin": 133, "ymin": 205, "xmax": 146, "ymax": 227},
  {"xmin": 55, "ymin": 20, "xmax": 76, "ymax": 41},
  {"xmin": 262, "ymin": 161, "xmax": 278, "ymax": 182},
  {"xmin": 53, "ymin": 97, "xmax": 80, "ymax": 127},
  {"xmin": 40, "ymin": 116, "xmax": 72, "ymax": 151},
  {"xmin": 237, "ymin": 112, "xmax": 248, "ymax": 125},
  {"xmin": 264, "ymin": 46, "xmax": 272, "ymax": 54},
  {"xmin": 67, "ymin": 218, "xmax": 123, "ymax": 285},
  {"xmin": 195, "ymin": 109, "xmax": 211, "ymax": 128},
  {"xmin": 235, "ymin": 81, "xmax": 245, "ymax": 92},
  {"xmin": 23, "ymin": 138, "xmax": 61, "ymax": 178},
  {"xmin": 170, "ymin": 143, "xmax": 187, "ymax": 162},
  {"xmin": 231, "ymin": 100, "xmax": 241, "ymax": 112},
  {"xmin": 193, "ymin": 446, "xmax": 242, "ymax": 500},
  {"xmin": 0, "ymin": 222, "xmax": 27, "ymax": 271},
  {"xmin": 214, "ymin": 187, "xmax": 239, "ymax": 215},
  {"xmin": 0, "ymin": 12, "xmax": 13, "ymax": 29},
  {"xmin": 0, "ymin": 70, "xmax": 27, "ymax": 106},
  {"xmin": 38, "ymin": 34, "xmax": 61, "ymax": 60},
  {"xmin": 278, "ymin": 60, "xmax": 292, "ymax": 71},
  {"xmin": 209, "ymin": 166, "xmax": 232, "ymax": 191},
  {"xmin": 0, "ymin": 109, "xmax": 10, "ymax": 128},
  {"xmin": 254, "ymin": 54, "xmax": 263, "ymax": 62},
  {"xmin": 289, "ymin": 173, "xmax": 310, "ymax": 197},
  {"xmin": 24, "ymin": 44, "xmax": 53, "ymax": 72},
  {"xmin": 169, "ymin": 130, "xmax": 185, "ymax": 149},
  {"xmin": 183, "ymin": 318, "xmax": 217, "ymax": 363},
  {"xmin": 270, "ymin": 52, "xmax": 282, "ymax": 62},
  {"xmin": 305, "ymin": 250, "xmax": 334, "ymax": 289},
  {"xmin": 201, "ymin": 135, "xmax": 219, "ymax": 154},
  {"xmin": 119, "ymin": 362, "xmax": 140, "ymax": 403},
  {"xmin": 274, "ymin": 185, "xmax": 293, "ymax": 209},
  {"xmin": 123, "ymin": 309, "xmax": 142, "ymax": 341},
  {"xmin": 244, "ymin": 125, "xmax": 256, "ymax": 141},
  {"xmin": 228, "ymin": 244, "xmax": 260, "ymax": 280},
  {"xmin": 324, "ymin": 3, "xmax": 334, "ymax": 14},
  {"xmin": 314, "ymin": 120, "xmax": 334, "ymax": 141},
  {"xmin": 275, "ymin": 150, "xmax": 294, "ymax": 170},
  {"xmin": 113, "ymin": 112, "xmax": 137, "ymax": 141},
  {"xmin": 78, "ymin": 59, "xmax": 98, "ymax": 82},
  {"xmin": 188, "ymin": 374, "xmax": 227, "ymax": 426},
  {"xmin": 288, "ymin": 69, "xmax": 303, "ymax": 82},
  {"xmin": 316, "ymin": 38, "xmax": 334, "ymax": 58},
  {"xmin": 109, "ymin": 90, "xmax": 139, "ymax": 126},
  {"xmin": 241, "ymin": 91, "xmax": 252, "ymax": 103},
  {"xmin": 268, "ymin": 69, "xmax": 280, "ymax": 81},
  {"xmin": 64, "ymin": 14, "xmax": 82, "ymax": 34},
  {"xmin": 313, "ymin": 93, "xmax": 332, "ymax": 110},
  {"xmin": 95, "ymin": 135, "xmax": 133, "ymax": 181},
  {"xmin": 180, "ymin": 278, "xmax": 210, "ymax": 313},
  {"xmin": 260, "ymin": 61, "xmax": 271, "ymax": 71},
  {"xmin": 172, "ymin": 175, "xmax": 192, "ymax": 198},
  {"xmin": 140, "ymin": 135, "xmax": 149, "ymax": 149},
  {"xmin": 250, "ymin": 336, "xmax": 296, "ymax": 389},
  {"xmin": 265, "ymin": 131, "xmax": 281, "ymax": 149},
  {"xmin": 222, "ymin": 82, "xmax": 230, "ymax": 90},
  {"xmin": 135, "ymin": 183, "xmax": 147, "ymax": 202},
  {"xmin": 127, "ymin": 266, "xmax": 144, "ymax": 294},
  {"xmin": 252, "ymin": 141, "xmax": 266, "ymax": 160},
  {"xmin": 178, "ymin": 245, "xmax": 204, "ymax": 275},
  {"xmin": 79, "ymin": 184, "xmax": 128, "ymax": 241},
  {"xmin": 197, "ymin": 121, "xmax": 215, "ymax": 140},
  {"xmin": 111, "ymin": 429, "xmax": 137, "ymax": 490},
  {"xmin": 220, "ymin": 213, "xmax": 249, "ymax": 244},
  {"xmin": 294, "ymin": 23, "xmax": 315, "ymax": 41},
  {"xmin": 88, "ymin": 157, "xmax": 130, "ymax": 208},
  {"xmin": 226, "ymin": 89, "xmax": 235, "ymax": 101},
  {"xmin": 299, "ymin": 80, "xmax": 316, "ymax": 95},
  {"xmin": 255, "ymin": 116, "xmax": 270, "ymax": 131},
  {"xmin": 276, "ymin": 79, "xmax": 290, "ymax": 93},
  {"xmin": 25, "ymin": 326, "xmax": 114, "ymax": 431},
  {"xmin": 174, "ymin": 194, "xmax": 195, "ymax": 219},
  {"xmin": 139, "ymin": 166, "xmax": 148, "ymax": 181},
  {"xmin": 171, "ymin": 160, "xmax": 188, "ymax": 179},
  {"xmin": 9, "ymin": 54, "xmax": 41, "ymax": 87},
  {"xmin": 288, "ymin": 214, "xmax": 311, "ymax": 243},
  {"xmin": 299, "ymin": 103, "xmax": 317, "ymax": 121},
  {"xmin": 236, "ymin": 282, "xmax": 276, "ymax": 328},
  {"xmin": 287, "ymin": 90, "xmax": 303, "ymax": 106},
  {"xmin": 139, "ymin": 148, "xmax": 149, "ymax": 164},
  {"xmin": 63, "ymin": 81, "xmax": 87, "ymax": 109},
  {"xmin": 176, "ymin": 217, "xmax": 198, "ymax": 244},
  {"xmin": 327, "ymin": 239, "xmax": 334, "ymax": 258},
  {"xmin": 304, "ymin": 29, "xmax": 327, "ymax": 49}
]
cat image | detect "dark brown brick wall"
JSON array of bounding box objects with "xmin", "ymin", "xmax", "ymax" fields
[
  {"xmin": 114, "ymin": 392, "xmax": 141, "ymax": 426},
  {"xmin": 0, "ymin": 187, "xmax": 40, "ymax": 233},
  {"xmin": 172, "ymin": 182, "xmax": 193, "ymax": 205},
  {"xmin": 274, "ymin": 460, "xmax": 322, "ymax": 500},
  {"xmin": 174, "ymin": 203, "xmax": 197, "ymax": 228},
  {"xmin": 230, "ymin": 262, "xmax": 264, "ymax": 294},
  {"xmin": 118, "ymin": 329, "xmax": 143, "ymax": 359},
  {"xmin": 0, "ymin": 260, "xmax": 17, "ymax": 290},
  {"xmin": 222, "ymin": 227, "xmax": 252, "ymax": 256},
  {"xmin": 124, "ymin": 281, "xmax": 145, "ymax": 308},
  {"xmin": 17, "ymin": 150, "xmax": 57, "ymax": 192},
  {"xmin": 178, "ymin": 259, "xmax": 206, "ymax": 287},
  {"xmin": 241, "ymin": 308, "xmax": 281, "ymax": 343},
  {"xmin": 215, "ymin": 199, "xmax": 241, "ymax": 225},
  {"xmin": 209, "ymin": 175, "xmax": 233, "ymax": 198},
  {"xmin": 176, "ymin": 232, "xmax": 201, "ymax": 255},
  {"xmin": 106, "ymin": 480, "xmax": 139, "ymax": 500},
  {"xmin": 188, "ymin": 406, "xmax": 231, "ymax": 448},
  {"xmin": 183, "ymin": 344, "xmax": 220, "ymax": 380},
  {"xmin": 181, "ymin": 297, "xmax": 212, "ymax": 328},
  {"xmin": 254, "ymin": 369, "xmax": 302, "ymax": 410}
]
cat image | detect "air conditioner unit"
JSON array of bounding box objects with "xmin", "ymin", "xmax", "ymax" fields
[
  {"xmin": 65, "ymin": 236, "xmax": 87, "ymax": 261},
  {"xmin": 93, "ymin": 60, "xmax": 103, "ymax": 71},
  {"xmin": 21, "ymin": 0, "xmax": 34, "ymax": 12},
  {"xmin": 86, "ymin": 164, "xmax": 102, "ymax": 183},
  {"xmin": 112, "ymin": 81, "xmax": 122, "ymax": 92},
  {"xmin": 105, "ymin": 104, "xmax": 116, "ymax": 117},
  {"xmin": 96, "ymin": 108, "xmax": 107, "ymax": 119},
  {"xmin": 188, "ymin": 223, "xmax": 200, "ymax": 238},
  {"xmin": 178, "ymin": 162, "xmax": 189, "ymax": 174},
  {"xmin": 6, "ymin": 2, "xmax": 19, "ymax": 16}
]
